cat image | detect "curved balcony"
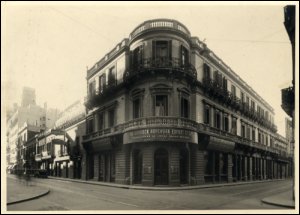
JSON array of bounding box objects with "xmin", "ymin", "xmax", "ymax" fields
[
  {"xmin": 124, "ymin": 57, "xmax": 197, "ymax": 83},
  {"xmin": 129, "ymin": 19, "xmax": 191, "ymax": 42}
]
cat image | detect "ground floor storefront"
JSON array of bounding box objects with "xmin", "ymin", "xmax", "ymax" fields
[{"xmin": 81, "ymin": 138, "xmax": 292, "ymax": 186}]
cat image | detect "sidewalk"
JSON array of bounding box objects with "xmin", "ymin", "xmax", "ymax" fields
[
  {"xmin": 48, "ymin": 176, "xmax": 286, "ymax": 191},
  {"xmin": 261, "ymin": 190, "xmax": 295, "ymax": 208},
  {"xmin": 7, "ymin": 175, "xmax": 50, "ymax": 205}
]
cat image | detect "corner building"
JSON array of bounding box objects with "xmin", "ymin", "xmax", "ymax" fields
[{"xmin": 83, "ymin": 19, "xmax": 291, "ymax": 186}]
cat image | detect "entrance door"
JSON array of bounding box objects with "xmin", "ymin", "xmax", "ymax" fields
[
  {"xmin": 180, "ymin": 149, "xmax": 188, "ymax": 184},
  {"xmin": 154, "ymin": 148, "xmax": 169, "ymax": 185},
  {"xmin": 133, "ymin": 149, "xmax": 143, "ymax": 184}
]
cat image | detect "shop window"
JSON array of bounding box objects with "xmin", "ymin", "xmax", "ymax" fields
[
  {"xmin": 180, "ymin": 97, "xmax": 189, "ymax": 118},
  {"xmin": 155, "ymin": 95, "xmax": 168, "ymax": 116}
]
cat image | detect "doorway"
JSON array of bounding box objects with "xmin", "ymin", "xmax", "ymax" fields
[
  {"xmin": 133, "ymin": 149, "xmax": 143, "ymax": 184},
  {"xmin": 154, "ymin": 148, "xmax": 169, "ymax": 185}
]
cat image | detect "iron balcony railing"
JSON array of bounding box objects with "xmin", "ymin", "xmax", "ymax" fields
[{"xmin": 124, "ymin": 57, "xmax": 197, "ymax": 80}]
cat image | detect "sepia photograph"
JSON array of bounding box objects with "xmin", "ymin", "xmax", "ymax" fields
[{"xmin": 1, "ymin": 1, "xmax": 298, "ymax": 214}]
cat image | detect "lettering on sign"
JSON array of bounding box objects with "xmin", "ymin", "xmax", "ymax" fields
[{"xmin": 124, "ymin": 128, "xmax": 197, "ymax": 144}]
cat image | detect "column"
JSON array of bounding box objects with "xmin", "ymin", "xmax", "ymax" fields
[
  {"xmin": 170, "ymin": 147, "xmax": 180, "ymax": 186},
  {"xmin": 115, "ymin": 146, "xmax": 127, "ymax": 184},
  {"xmin": 192, "ymin": 148, "xmax": 205, "ymax": 185},
  {"xmin": 68, "ymin": 161, "xmax": 74, "ymax": 179},
  {"xmin": 253, "ymin": 157, "xmax": 256, "ymax": 180},
  {"xmin": 244, "ymin": 156, "xmax": 248, "ymax": 181},
  {"xmin": 234, "ymin": 154, "xmax": 238, "ymax": 182},
  {"xmin": 227, "ymin": 154, "xmax": 233, "ymax": 183},
  {"xmin": 142, "ymin": 145, "xmax": 154, "ymax": 186},
  {"xmin": 271, "ymin": 160, "xmax": 274, "ymax": 179},
  {"xmin": 218, "ymin": 153, "xmax": 222, "ymax": 183},
  {"xmin": 260, "ymin": 158, "xmax": 263, "ymax": 180},
  {"xmin": 212, "ymin": 151, "xmax": 216, "ymax": 183},
  {"xmin": 263, "ymin": 159, "xmax": 267, "ymax": 180},
  {"xmin": 93, "ymin": 154, "xmax": 99, "ymax": 181},
  {"xmin": 239, "ymin": 155, "xmax": 242, "ymax": 181},
  {"xmin": 248, "ymin": 157, "xmax": 253, "ymax": 181}
]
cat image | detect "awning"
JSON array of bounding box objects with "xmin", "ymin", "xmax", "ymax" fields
[
  {"xmin": 206, "ymin": 136, "xmax": 235, "ymax": 152},
  {"xmin": 91, "ymin": 137, "xmax": 113, "ymax": 152}
]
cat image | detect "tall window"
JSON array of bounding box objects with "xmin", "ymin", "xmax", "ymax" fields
[
  {"xmin": 203, "ymin": 63, "xmax": 211, "ymax": 80},
  {"xmin": 246, "ymin": 126, "xmax": 250, "ymax": 139},
  {"xmin": 224, "ymin": 114, "xmax": 229, "ymax": 132},
  {"xmin": 89, "ymin": 81, "xmax": 95, "ymax": 95},
  {"xmin": 133, "ymin": 45, "xmax": 143, "ymax": 67},
  {"xmin": 181, "ymin": 46, "xmax": 189, "ymax": 66},
  {"xmin": 246, "ymin": 96, "xmax": 250, "ymax": 107},
  {"xmin": 241, "ymin": 124, "xmax": 245, "ymax": 138},
  {"xmin": 231, "ymin": 85, "xmax": 236, "ymax": 98},
  {"xmin": 204, "ymin": 105, "xmax": 210, "ymax": 125},
  {"xmin": 181, "ymin": 98, "xmax": 189, "ymax": 118},
  {"xmin": 215, "ymin": 110, "xmax": 221, "ymax": 129},
  {"xmin": 241, "ymin": 91, "xmax": 245, "ymax": 103},
  {"xmin": 252, "ymin": 127, "xmax": 256, "ymax": 141},
  {"xmin": 231, "ymin": 117, "xmax": 237, "ymax": 135},
  {"xmin": 223, "ymin": 77, "xmax": 228, "ymax": 90},
  {"xmin": 99, "ymin": 74, "xmax": 106, "ymax": 93},
  {"xmin": 258, "ymin": 131, "xmax": 261, "ymax": 143},
  {"xmin": 133, "ymin": 98, "xmax": 141, "ymax": 119},
  {"xmin": 98, "ymin": 112, "xmax": 104, "ymax": 130},
  {"xmin": 153, "ymin": 41, "xmax": 171, "ymax": 66},
  {"xmin": 87, "ymin": 118, "xmax": 94, "ymax": 134},
  {"xmin": 108, "ymin": 109, "xmax": 115, "ymax": 127},
  {"xmin": 155, "ymin": 95, "xmax": 168, "ymax": 116},
  {"xmin": 108, "ymin": 66, "xmax": 116, "ymax": 86},
  {"xmin": 251, "ymin": 100, "xmax": 255, "ymax": 111}
]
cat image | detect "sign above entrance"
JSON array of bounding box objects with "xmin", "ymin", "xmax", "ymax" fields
[
  {"xmin": 124, "ymin": 128, "xmax": 197, "ymax": 144},
  {"xmin": 206, "ymin": 136, "xmax": 235, "ymax": 152}
]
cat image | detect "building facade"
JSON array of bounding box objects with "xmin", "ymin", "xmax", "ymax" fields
[
  {"xmin": 6, "ymin": 87, "xmax": 60, "ymax": 168},
  {"xmin": 82, "ymin": 19, "xmax": 292, "ymax": 186}
]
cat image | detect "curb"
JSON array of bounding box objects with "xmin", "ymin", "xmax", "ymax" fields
[
  {"xmin": 261, "ymin": 198, "xmax": 295, "ymax": 209},
  {"xmin": 47, "ymin": 176, "xmax": 287, "ymax": 191},
  {"xmin": 7, "ymin": 189, "xmax": 50, "ymax": 205}
]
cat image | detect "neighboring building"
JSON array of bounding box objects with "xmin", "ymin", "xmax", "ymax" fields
[
  {"xmin": 21, "ymin": 87, "xmax": 36, "ymax": 107},
  {"xmin": 16, "ymin": 123, "xmax": 40, "ymax": 169},
  {"xmin": 54, "ymin": 100, "xmax": 86, "ymax": 179},
  {"xmin": 285, "ymin": 117, "xmax": 293, "ymax": 155},
  {"xmin": 82, "ymin": 19, "xmax": 292, "ymax": 186},
  {"xmin": 6, "ymin": 87, "xmax": 60, "ymax": 167}
]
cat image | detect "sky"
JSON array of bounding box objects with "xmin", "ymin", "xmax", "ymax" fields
[{"xmin": 2, "ymin": 2, "xmax": 295, "ymax": 136}]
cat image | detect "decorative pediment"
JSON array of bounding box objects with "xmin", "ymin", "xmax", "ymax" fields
[{"xmin": 129, "ymin": 88, "xmax": 145, "ymax": 98}]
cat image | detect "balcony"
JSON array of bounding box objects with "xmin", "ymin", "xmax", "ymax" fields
[
  {"xmin": 129, "ymin": 19, "xmax": 190, "ymax": 42},
  {"xmin": 281, "ymin": 86, "xmax": 294, "ymax": 117},
  {"xmin": 84, "ymin": 81, "xmax": 119, "ymax": 109},
  {"xmin": 202, "ymin": 78, "xmax": 241, "ymax": 109},
  {"xmin": 124, "ymin": 57, "xmax": 197, "ymax": 83}
]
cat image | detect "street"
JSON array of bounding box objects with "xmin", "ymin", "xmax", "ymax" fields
[{"xmin": 7, "ymin": 177, "xmax": 293, "ymax": 211}]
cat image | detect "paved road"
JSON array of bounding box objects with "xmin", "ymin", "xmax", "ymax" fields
[{"xmin": 7, "ymin": 177, "xmax": 293, "ymax": 211}]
